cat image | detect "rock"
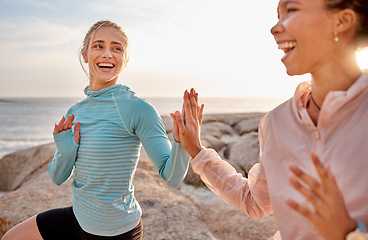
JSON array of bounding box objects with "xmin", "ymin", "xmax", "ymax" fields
[
  {"xmin": 0, "ymin": 143, "xmax": 56, "ymax": 191},
  {"xmin": 183, "ymin": 163, "xmax": 205, "ymax": 188},
  {"xmin": 234, "ymin": 117, "xmax": 262, "ymax": 135},
  {"xmin": 202, "ymin": 116, "xmax": 218, "ymax": 124},
  {"xmin": 227, "ymin": 132, "xmax": 260, "ymax": 176},
  {"xmin": 198, "ymin": 198, "xmax": 278, "ymax": 240},
  {"xmin": 134, "ymin": 152, "xmax": 214, "ymax": 240},
  {"xmin": 201, "ymin": 121, "xmax": 235, "ymax": 139},
  {"xmin": 206, "ymin": 113, "xmax": 265, "ymax": 127},
  {"xmin": 201, "ymin": 135, "xmax": 226, "ymax": 152},
  {"xmin": 161, "ymin": 116, "xmax": 173, "ymax": 134},
  {"xmin": 180, "ymin": 184, "xmax": 278, "ymax": 240},
  {"xmin": 0, "ymin": 170, "xmax": 73, "ymax": 237}
]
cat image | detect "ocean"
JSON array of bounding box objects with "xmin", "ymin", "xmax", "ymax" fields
[{"xmin": 0, "ymin": 97, "xmax": 287, "ymax": 158}]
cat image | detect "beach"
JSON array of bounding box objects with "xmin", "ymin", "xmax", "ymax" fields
[{"xmin": 0, "ymin": 112, "xmax": 278, "ymax": 239}]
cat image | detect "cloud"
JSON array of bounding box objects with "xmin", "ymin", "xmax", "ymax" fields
[
  {"xmin": 0, "ymin": 18, "xmax": 83, "ymax": 49},
  {"xmin": 21, "ymin": 0, "xmax": 54, "ymax": 9},
  {"xmin": 1, "ymin": 0, "xmax": 54, "ymax": 9},
  {"xmin": 84, "ymin": 0, "xmax": 175, "ymax": 26}
]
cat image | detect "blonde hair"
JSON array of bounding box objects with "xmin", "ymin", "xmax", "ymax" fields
[{"xmin": 79, "ymin": 20, "xmax": 130, "ymax": 76}]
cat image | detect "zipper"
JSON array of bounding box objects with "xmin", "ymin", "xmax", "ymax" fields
[{"xmin": 314, "ymin": 127, "xmax": 320, "ymax": 140}]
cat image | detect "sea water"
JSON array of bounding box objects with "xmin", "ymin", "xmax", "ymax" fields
[{"xmin": 0, "ymin": 97, "xmax": 287, "ymax": 158}]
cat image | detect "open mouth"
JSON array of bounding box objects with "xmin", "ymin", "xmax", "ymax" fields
[
  {"xmin": 97, "ymin": 63, "xmax": 114, "ymax": 69},
  {"xmin": 278, "ymin": 41, "xmax": 296, "ymax": 53}
]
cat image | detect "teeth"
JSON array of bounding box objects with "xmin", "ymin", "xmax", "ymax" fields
[
  {"xmin": 278, "ymin": 42, "xmax": 296, "ymax": 51},
  {"xmin": 98, "ymin": 63, "xmax": 114, "ymax": 68}
]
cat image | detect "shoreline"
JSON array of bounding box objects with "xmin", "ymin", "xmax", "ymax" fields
[{"xmin": 1, "ymin": 112, "xmax": 267, "ymax": 160}]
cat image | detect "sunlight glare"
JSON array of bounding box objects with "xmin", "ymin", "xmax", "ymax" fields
[{"xmin": 356, "ymin": 48, "xmax": 368, "ymax": 70}]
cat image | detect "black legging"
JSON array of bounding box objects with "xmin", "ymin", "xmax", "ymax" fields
[{"xmin": 36, "ymin": 207, "xmax": 143, "ymax": 240}]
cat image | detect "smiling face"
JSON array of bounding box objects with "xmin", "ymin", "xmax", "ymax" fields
[
  {"xmin": 271, "ymin": 0, "xmax": 338, "ymax": 76},
  {"xmin": 84, "ymin": 26, "xmax": 126, "ymax": 91}
]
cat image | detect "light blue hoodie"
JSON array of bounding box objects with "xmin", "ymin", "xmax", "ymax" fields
[{"xmin": 48, "ymin": 84, "xmax": 190, "ymax": 236}]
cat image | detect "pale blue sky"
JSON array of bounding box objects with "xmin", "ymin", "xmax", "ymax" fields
[{"xmin": 0, "ymin": 0, "xmax": 330, "ymax": 98}]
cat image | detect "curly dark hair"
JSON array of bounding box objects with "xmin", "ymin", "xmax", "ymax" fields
[{"xmin": 325, "ymin": 0, "xmax": 368, "ymax": 48}]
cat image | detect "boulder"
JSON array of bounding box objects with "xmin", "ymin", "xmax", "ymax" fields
[
  {"xmin": 201, "ymin": 135, "xmax": 226, "ymax": 152},
  {"xmin": 0, "ymin": 143, "xmax": 56, "ymax": 191},
  {"xmin": 0, "ymin": 170, "xmax": 73, "ymax": 236},
  {"xmin": 226, "ymin": 132, "xmax": 260, "ymax": 176},
  {"xmin": 234, "ymin": 117, "xmax": 262, "ymax": 135},
  {"xmin": 180, "ymin": 184, "xmax": 278, "ymax": 240},
  {"xmin": 201, "ymin": 121, "xmax": 235, "ymax": 139},
  {"xmin": 206, "ymin": 113, "xmax": 265, "ymax": 127}
]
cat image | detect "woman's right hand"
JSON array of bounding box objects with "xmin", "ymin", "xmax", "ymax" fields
[
  {"xmin": 53, "ymin": 114, "xmax": 80, "ymax": 144},
  {"xmin": 171, "ymin": 89, "xmax": 204, "ymax": 158}
]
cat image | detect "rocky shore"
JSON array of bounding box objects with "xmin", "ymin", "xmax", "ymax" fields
[{"xmin": 0, "ymin": 113, "xmax": 278, "ymax": 239}]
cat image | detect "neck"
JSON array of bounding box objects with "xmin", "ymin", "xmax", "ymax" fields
[
  {"xmin": 307, "ymin": 50, "xmax": 362, "ymax": 125},
  {"xmin": 310, "ymin": 54, "xmax": 362, "ymax": 107},
  {"xmin": 89, "ymin": 78, "xmax": 118, "ymax": 91}
]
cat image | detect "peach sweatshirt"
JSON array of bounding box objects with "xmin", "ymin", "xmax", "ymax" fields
[{"xmin": 191, "ymin": 71, "xmax": 368, "ymax": 240}]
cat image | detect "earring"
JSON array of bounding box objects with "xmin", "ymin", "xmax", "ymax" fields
[{"xmin": 334, "ymin": 31, "xmax": 339, "ymax": 42}]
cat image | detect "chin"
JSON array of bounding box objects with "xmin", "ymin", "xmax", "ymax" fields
[{"xmin": 285, "ymin": 66, "xmax": 307, "ymax": 77}]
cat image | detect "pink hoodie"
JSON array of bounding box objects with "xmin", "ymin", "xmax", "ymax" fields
[{"xmin": 191, "ymin": 71, "xmax": 368, "ymax": 240}]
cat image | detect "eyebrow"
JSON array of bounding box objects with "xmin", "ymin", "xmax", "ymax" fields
[
  {"xmin": 92, "ymin": 40, "xmax": 123, "ymax": 46},
  {"xmin": 277, "ymin": 0, "xmax": 300, "ymax": 18},
  {"xmin": 280, "ymin": 0, "xmax": 299, "ymax": 6}
]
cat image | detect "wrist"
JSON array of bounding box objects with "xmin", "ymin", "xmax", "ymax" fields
[{"xmin": 189, "ymin": 145, "xmax": 203, "ymax": 159}]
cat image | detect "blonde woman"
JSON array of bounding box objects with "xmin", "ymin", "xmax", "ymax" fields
[{"xmin": 3, "ymin": 20, "xmax": 190, "ymax": 240}]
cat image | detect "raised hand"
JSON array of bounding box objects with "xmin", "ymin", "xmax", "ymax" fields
[
  {"xmin": 171, "ymin": 88, "xmax": 204, "ymax": 158},
  {"xmin": 286, "ymin": 152, "xmax": 356, "ymax": 240},
  {"xmin": 53, "ymin": 114, "xmax": 80, "ymax": 144}
]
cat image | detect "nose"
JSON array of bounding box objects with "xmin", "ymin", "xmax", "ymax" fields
[
  {"xmin": 102, "ymin": 49, "xmax": 112, "ymax": 59},
  {"xmin": 270, "ymin": 20, "xmax": 283, "ymax": 37}
]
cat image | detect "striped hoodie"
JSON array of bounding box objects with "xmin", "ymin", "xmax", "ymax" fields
[{"xmin": 48, "ymin": 84, "xmax": 190, "ymax": 236}]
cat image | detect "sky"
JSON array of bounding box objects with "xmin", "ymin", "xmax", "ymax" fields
[{"xmin": 0, "ymin": 0, "xmax": 366, "ymax": 99}]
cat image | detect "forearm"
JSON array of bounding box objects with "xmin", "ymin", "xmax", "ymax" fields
[
  {"xmin": 160, "ymin": 139, "xmax": 190, "ymax": 186},
  {"xmin": 145, "ymin": 137, "xmax": 190, "ymax": 186},
  {"xmin": 49, "ymin": 129, "xmax": 79, "ymax": 185},
  {"xmin": 191, "ymin": 148, "xmax": 272, "ymax": 219}
]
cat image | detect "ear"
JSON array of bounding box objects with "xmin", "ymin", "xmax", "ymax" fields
[
  {"xmin": 82, "ymin": 52, "xmax": 88, "ymax": 63},
  {"xmin": 334, "ymin": 9, "xmax": 357, "ymax": 35}
]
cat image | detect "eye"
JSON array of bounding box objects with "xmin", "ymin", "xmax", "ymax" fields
[
  {"xmin": 113, "ymin": 46, "xmax": 122, "ymax": 52},
  {"xmin": 93, "ymin": 44, "xmax": 103, "ymax": 50},
  {"xmin": 287, "ymin": 8, "xmax": 297, "ymax": 14}
]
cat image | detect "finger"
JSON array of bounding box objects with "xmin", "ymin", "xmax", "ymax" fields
[
  {"xmin": 183, "ymin": 90, "xmax": 193, "ymax": 120},
  {"xmin": 174, "ymin": 111, "xmax": 187, "ymax": 135},
  {"xmin": 181, "ymin": 90, "xmax": 186, "ymax": 118},
  {"xmin": 310, "ymin": 152, "xmax": 330, "ymax": 189},
  {"xmin": 199, "ymin": 104, "xmax": 205, "ymax": 125},
  {"xmin": 193, "ymin": 89, "xmax": 199, "ymax": 107},
  {"xmin": 325, "ymin": 164, "xmax": 338, "ymax": 187},
  {"xmin": 190, "ymin": 88, "xmax": 198, "ymax": 120},
  {"xmin": 54, "ymin": 116, "xmax": 66, "ymax": 134},
  {"xmin": 286, "ymin": 199, "xmax": 315, "ymax": 220},
  {"xmin": 67, "ymin": 114, "xmax": 75, "ymax": 129},
  {"xmin": 290, "ymin": 164, "xmax": 324, "ymax": 199},
  {"xmin": 74, "ymin": 121, "xmax": 80, "ymax": 144},
  {"xmin": 289, "ymin": 176, "xmax": 320, "ymax": 207},
  {"xmin": 62, "ymin": 115, "xmax": 73, "ymax": 130},
  {"xmin": 170, "ymin": 113, "xmax": 180, "ymax": 142}
]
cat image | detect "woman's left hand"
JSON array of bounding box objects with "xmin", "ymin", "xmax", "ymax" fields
[{"xmin": 286, "ymin": 152, "xmax": 356, "ymax": 240}]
